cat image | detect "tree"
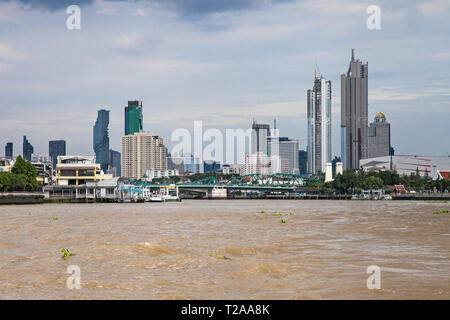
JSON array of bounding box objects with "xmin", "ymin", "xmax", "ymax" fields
[{"xmin": 11, "ymin": 155, "xmax": 38, "ymax": 191}]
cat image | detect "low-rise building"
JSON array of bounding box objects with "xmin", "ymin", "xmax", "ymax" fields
[
  {"xmin": 360, "ymin": 155, "xmax": 450, "ymax": 180},
  {"xmin": 0, "ymin": 157, "xmax": 13, "ymax": 172},
  {"xmin": 243, "ymin": 152, "xmax": 289, "ymax": 175},
  {"xmin": 145, "ymin": 169, "xmax": 179, "ymax": 181},
  {"xmin": 56, "ymin": 155, "xmax": 112, "ymax": 186},
  {"xmin": 222, "ymin": 164, "xmax": 243, "ymax": 175}
]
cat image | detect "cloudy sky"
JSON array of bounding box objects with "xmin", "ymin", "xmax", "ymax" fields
[{"xmin": 0, "ymin": 0, "xmax": 449, "ymax": 161}]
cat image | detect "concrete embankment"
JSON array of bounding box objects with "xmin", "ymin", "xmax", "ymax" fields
[{"xmin": 0, "ymin": 192, "xmax": 45, "ymax": 205}]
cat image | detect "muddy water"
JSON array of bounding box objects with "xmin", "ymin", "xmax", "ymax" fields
[{"xmin": 0, "ymin": 200, "xmax": 449, "ymax": 299}]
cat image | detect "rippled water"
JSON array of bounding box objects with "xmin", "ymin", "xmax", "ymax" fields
[{"xmin": 0, "ymin": 200, "xmax": 449, "ymax": 299}]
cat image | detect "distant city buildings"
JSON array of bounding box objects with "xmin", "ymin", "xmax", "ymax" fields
[
  {"xmin": 121, "ymin": 132, "xmax": 167, "ymax": 179},
  {"xmin": 368, "ymin": 112, "xmax": 393, "ymax": 158},
  {"xmin": 5, "ymin": 142, "xmax": 13, "ymax": 159},
  {"xmin": 93, "ymin": 109, "xmax": 110, "ymax": 173},
  {"xmin": 223, "ymin": 164, "xmax": 243, "ymax": 175},
  {"xmin": 298, "ymin": 150, "xmax": 307, "ymax": 175},
  {"xmin": 167, "ymin": 155, "xmax": 201, "ymax": 174},
  {"xmin": 109, "ymin": 149, "xmax": 121, "ymax": 177},
  {"xmin": 243, "ymin": 152, "xmax": 288, "ymax": 175},
  {"xmin": 145, "ymin": 169, "xmax": 179, "ymax": 182},
  {"xmin": 341, "ymin": 49, "xmax": 369, "ymax": 170},
  {"xmin": 269, "ymin": 137, "xmax": 299, "ymax": 174},
  {"xmin": 251, "ymin": 120, "xmax": 270, "ymax": 155},
  {"xmin": 125, "ymin": 100, "xmax": 143, "ymax": 135},
  {"xmin": 49, "ymin": 140, "xmax": 66, "ymax": 169},
  {"xmin": 23, "ymin": 136, "xmax": 34, "ymax": 161},
  {"xmin": 203, "ymin": 160, "xmax": 221, "ymax": 173},
  {"xmin": 307, "ymin": 71, "xmax": 332, "ymax": 174}
]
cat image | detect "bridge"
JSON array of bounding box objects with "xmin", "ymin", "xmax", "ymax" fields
[{"xmin": 174, "ymin": 174, "xmax": 319, "ymax": 192}]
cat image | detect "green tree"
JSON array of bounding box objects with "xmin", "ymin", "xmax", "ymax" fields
[{"xmin": 11, "ymin": 155, "xmax": 38, "ymax": 191}]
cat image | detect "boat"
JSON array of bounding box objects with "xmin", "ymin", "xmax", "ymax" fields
[{"xmin": 148, "ymin": 195, "xmax": 164, "ymax": 202}]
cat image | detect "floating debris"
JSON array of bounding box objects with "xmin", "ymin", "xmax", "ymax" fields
[
  {"xmin": 61, "ymin": 248, "xmax": 73, "ymax": 259},
  {"xmin": 280, "ymin": 219, "xmax": 287, "ymax": 223},
  {"xmin": 433, "ymin": 209, "xmax": 449, "ymax": 214},
  {"xmin": 48, "ymin": 217, "xmax": 59, "ymax": 220},
  {"xmin": 210, "ymin": 253, "xmax": 228, "ymax": 259}
]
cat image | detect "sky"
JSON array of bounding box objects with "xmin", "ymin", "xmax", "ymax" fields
[{"xmin": 0, "ymin": 0, "xmax": 449, "ymax": 162}]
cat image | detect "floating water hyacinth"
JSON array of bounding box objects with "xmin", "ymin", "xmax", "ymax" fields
[
  {"xmin": 61, "ymin": 248, "xmax": 72, "ymax": 258},
  {"xmin": 433, "ymin": 209, "xmax": 449, "ymax": 214},
  {"xmin": 48, "ymin": 217, "xmax": 59, "ymax": 220},
  {"xmin": 210, "ymin": 253, "xmax": 227, "ymax": 259},
  {"xmin": 279, "ymin": 219, "xmax": 287, "ymax": 223}
]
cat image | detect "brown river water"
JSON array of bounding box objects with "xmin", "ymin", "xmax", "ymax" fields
[{"xmin": 0, "ymin": 200, "xmax": 449, "ymax": 299}]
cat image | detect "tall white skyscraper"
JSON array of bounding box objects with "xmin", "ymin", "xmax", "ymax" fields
[{"xmin": 307, "ymin": 71, "xmax": 332, "ymax": 174}]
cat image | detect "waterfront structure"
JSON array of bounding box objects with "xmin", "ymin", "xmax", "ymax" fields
[
  {"xmin": 125, "ymin": 100, "xmax": 143, "ymax": 135},
  {"xmin": 0, "ymin": 157, "xmax": 13, "ymax": 173},
  {"xmin": 341, "ymin": 49, "xmax": 369, "ymax": 170},
  {"xmin": 307, "ymin": 71, "xmax": 332, "ymax": 174},
  {"xmin": 145, "ymin": 169, "xmax": 179, "ymax": 182},
  {"xmin": 222, "ymin": 164, "xmax": 243, "ymax": 175},
  {"xmin": 110, "ymin": 149, "xmax": 121, "ymax": 177},
  {"xmin": 243, "ymin": 152, "xmax": 289, "ymax": 175},
  {"xmin": 204, "ymin": 160, "xmax": 221, "ymax": 173},
  {"xmin": 5, "ymin": 142, "xmax": 13, "ymax": 159},
  {"xmin": 56, "ymin": 155, "xmax": 112, "ymax": 186},
  {"xmin": 93, "ymin": 109, "xmax": 110, "ymax": 173},
  {"xmin": 23, "ymin": 136, "xmax": 34, "ymax": 161},
  {"xmin": 251, "ymin": 120, "xmax": 270, "ymax": 155},
  {"xmin": 49, "ymin": 140, "xmax": 66, "ymax": 169},
  {"xmin": 368, "ymin": 112, "xmax": 392, "ymax": 158},
  {"xmin": 31, "ymin": 161, "xmax": 52, "ymax": 185},
  {"xmin": 359, "ymin": 155, "xmax": 450, "ymax": 180},
  {"xmin": 121, "ymin": 132, "xmax": 167, "ymax": 179}
]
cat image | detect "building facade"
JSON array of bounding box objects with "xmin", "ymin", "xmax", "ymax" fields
[
  {"xmin": 251, "ymin": 120, "xmax": 270, "ymax": 155},
  {"xmin": 23, "ymin": 136, "xmax": 34, "ymax": 161},
  {"xmin": 5, "ymin": 142, "xmax": 13, "ymax": 159},
  {"xmin": 243, "ymin": 152, "xmax": 289, "ymax": 175},
  {"xmin": 360, "ymin": 155, "xmax": 450, "ymax": 180},
  {"xmin": 341, "ymin": 49, "xmax": 369, "ymax": 170},
  {"xmin": 223, "ymin": 164, "xmax": 243, "ymax": 175},
  {"xmin": 56, "ymin": 155, "xmax": 112, "ymax": 186},
  {"xmin": 307, "ymin": 73, "xmax": 332, "ymax": 174},
  {"xmin": 203, "ymin": 160, "xmax": 221, "ymax": 173},
  {"xmin": 49, "ymin": 140, "xmax": 66, "ymax": 169},
  {"xmin": 121, "ymin": 132, "xmax": 167, "ymax": 179},
  {"xmin": 125, "ymin": 100, "xmax": 143, "ymax": 135},
  {"xmin": 167, "ymin": 155, "xmax": 201, "ymax": 174},
  {"xmin": 110, "ymin": 149, "xmax": 121, "ymax": 177},
  {"xmin": 298, "ymin": 150, "xmax": 307, "ymax": 175},
  {"xmin": 368, "ymin": 112, "xmax": 392, "ymax": 158},
  {"xmin": 93, "ymin": 109, "xmax": 110, "ymax": 173}
]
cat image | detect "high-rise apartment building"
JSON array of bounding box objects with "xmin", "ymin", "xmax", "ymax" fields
[
  {"xmin": 93, "ymin": 109, "xmax": 110, "ymax": 172},
  {"xmin": 251, "ymin": 120, "xmax": 270, "ymax": 155},
  {"xmin": 121, "ymin": 132, "xmax": 167, "ymax": 179},
  {"xmin": 125, "ymin": 100, "xmax": 143, "ymax": 135},
  {"xmin": 49, "ymin": 140, "xmax": 66, "ymax": 169},
  {"xmin": 298, "ymin": 150, "xmax": 307, "ymax": 174},
  {"xmin": 307, "ymin": 71, "xmax": 332, "ymax": 174},
  {"xmin": 5, "ymin": 142, "xmax": 13, "ymax": 159},
  {"xmin": 368, "ymin": 112, "xmax": 392, "ymax": 158},
  {"xmin": 23, "ymin": 136, "xmax": 34, "ymax": 161},
  {"xmin": 341, "ymin": 49, "xmax": 369, "ymax": 170}
]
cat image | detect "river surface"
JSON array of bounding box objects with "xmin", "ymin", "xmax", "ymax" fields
[{"xmin": 0, "ymin": 200, "xmax": 449, "ymax": 299}]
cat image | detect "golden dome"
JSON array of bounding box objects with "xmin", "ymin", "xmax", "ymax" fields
[{"xmin": 375, "ymin": 112, "xmax": 385, "ymax": 118}]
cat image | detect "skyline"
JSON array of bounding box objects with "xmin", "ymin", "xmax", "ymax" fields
[{"xmin": 1, "ymin": 0, "xmax": 450, "ymax": 159}]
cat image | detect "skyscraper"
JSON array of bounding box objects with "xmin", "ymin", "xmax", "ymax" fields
[
  {"xmin": 49, "ymin": 140, "xmax": 66, "ymax": 169},
  {"xmin": 307, "ymin": 71, "xmax": 332, "ymax": 173},
  {"xmin": 23, "ymin": 136, "xmax": 34, "ymax": 161},
  {"xmin": 368, "ymin": 112, "xmax": 392, "ymax": 158},
  {"xmin": 110, "ymin": 149, "xmax": 121, "ymax": 177},
  {"xmin": 5, "ymin": 142, "xmax": 13, "ymax": 159},
  {"xmin": 341, "ymin": 49, "xmax": 369, "ymax": 170},
  {"xmin": 125, "ymin": 100, "xmax": 143, "ymax": 135},
  {"xmin": 251, "ymin": 120, "xmax": 270, "ymax": 155},
  {"xmin": 121, "ymin": 132, "xmax": 167, "ymax": 179},
  {"xmin": 93, "ymin": 109, "xmax": 110, "ymax": 173},
  {"xmin": 298, "ymin": 150, "xmax": 307, "ymax": 174}
]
